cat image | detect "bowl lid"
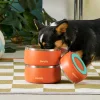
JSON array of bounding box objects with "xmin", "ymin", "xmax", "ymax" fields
[{"xmin": 60, "ymin": 52, "xmax": 87, "ymax": 83}]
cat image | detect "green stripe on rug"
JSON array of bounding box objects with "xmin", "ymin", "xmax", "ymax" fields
[
  {"xmin": 14, "ymin": 62, "xmax": 24, "ymax": 65},
  {"xmin": 58, "ymin": 80, "xmax": 72, "ymax": 84},
  {"xmin": 0, "ymin": 66, "xmax": 14, "ymax": 69},
  {"xmin": 0, "ymin": 89, "xmax": 11, "ymax": 92},
  {"xmin": 87, "ymin": 69, "xmax": 97, "ymax": 72},
  {"xmin": 44, "ymin": 88, "xmax": 75, "ymax": 92},
  {"xmin": 94, "ymin": 66, "xmax": 100, "ymax": 69},
  {"xmin": 13, "ymin": 76, "xmax": 25, "ymax": 80},
  {"xmin": 0, "ymin": 73, "xmax": 13, "ymax": 76},
  {"xmin": 14, "ymin": 69, "xmax": 24, "ymax": 72},
  {"xmin": 0, "ymin": 80, "xmax": 13, "ymax": 84},
  {"xmin": 86, "ymin": 76, "xmax": 100, "ymax": 80},
  {"xmin": 12, "ymin": 84, "xmax": 43, "ymax": 88},
  {"xmin": 75, "ymin": 84, "xmax": 100, "ymax": 89}
]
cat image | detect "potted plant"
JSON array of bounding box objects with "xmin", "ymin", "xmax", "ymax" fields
[{"xmin": 0, "ymin": 0, "xmax": 56, "ymax": 49}]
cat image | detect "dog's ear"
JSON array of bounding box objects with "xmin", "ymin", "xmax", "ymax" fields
[{"xmin": 34, "ymin": 19, "xmax": 45, "ymax": 31}]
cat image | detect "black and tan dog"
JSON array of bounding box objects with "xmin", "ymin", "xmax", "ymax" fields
[{"xmin": 34, "ymin": 18, "xmax": 100, "ymax": 66}]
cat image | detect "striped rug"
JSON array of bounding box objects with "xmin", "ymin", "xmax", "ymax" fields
[{"xmin": 0, "ymin": 58, "xmax": 100, "ymax": 94}]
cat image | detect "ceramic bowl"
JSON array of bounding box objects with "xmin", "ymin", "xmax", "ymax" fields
[
  {"xmin": 24, "ymin": 45, "xmax": 61, "ymax": 66},
  {"xmin": 25, "ymin": 64, "xmax": 61, "ymax": 83},
  {"xmin": 60, "ymin": 51, "xmax": 87, "ymax": 83}
]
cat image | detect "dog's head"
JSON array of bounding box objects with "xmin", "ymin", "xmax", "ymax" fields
[{"xmin": 34, "ymin": 19, "xmax": 69, "ymax": 49}]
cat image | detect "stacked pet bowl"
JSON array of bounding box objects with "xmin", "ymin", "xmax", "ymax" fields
[
  {"xmin": 60, "ymin": 51, "xmax": 87, "ymax": 83},
  {"xmin": 24, "ymin": 45, "xmax": 61, "ymax": 83},
  {"xmin": 24, "ymin": 46, "xmax": 87, "ymax": 84}
]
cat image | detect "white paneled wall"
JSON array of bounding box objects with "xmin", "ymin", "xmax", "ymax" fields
[
  {"xmin": 43, "ymin": 0, "xmax": 74, "ymax": 20},
  {"xmin": 43, "ymin": 0, "xmax": 100, "ymax": 20},
  {"xmin": 83, "ymin": 0, "xmax": 100, "ymax": 20}
]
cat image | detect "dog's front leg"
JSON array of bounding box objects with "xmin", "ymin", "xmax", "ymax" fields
[
  {"xmin": 81, "ymin": 29, "xmax": 96, "ymax": 66},
  {"xmin": 82, "ymin": 53, "xmax": 95, "ymax": 66},
  {"xmin": 69, "ymin": 28, "xmax": 96, "ymax": 67}
]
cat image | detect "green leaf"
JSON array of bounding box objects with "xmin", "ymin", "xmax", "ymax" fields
[
  {"xmin": 18, "ymin": 0, "xmax": 36, "ymax": 11},
  {"xmin": 17, "ymin": 30, "xmax": 33, "ymax": 37},
  {"xmin": 18, "ymin": 0, "xmax": 28, "ymax": 10},
  {"xmin": 41, "ymin": 10, "xmax": 45, "ymax": 25},
  {"xmin": 27, "ymin": 0, "xmax": 36, "ymax": 11},
  {"xmin": 1, "ymin": 10, "xmax": 22, "ymax": 30},
  {"xmin": 0, "ymin": 1, "xmax": 9, "ymax": 4},
  {"xmin": 36, "ymin": 0, "xmax": 39, "ymax": 3},
  {"xmin": 0, "ymin": 3, "xmax": 9, "ymax": 15},
  {"xmin": 31, "ymin": 38, "xmax": 38, "ymax": 44},
  {"xmin": 23, "ymin": 11, "xmax": 38, "ymax": 32},
  {"xmin": 1, "ymin": 24, "xmax": 13, "ymax": 37},
  {"xmin": 42, "ymin": 8, "xmax": 56, "ymax": 25}
]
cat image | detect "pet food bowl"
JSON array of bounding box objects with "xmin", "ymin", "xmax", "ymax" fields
[
  {"xmin": 24, "ymin": 45, "xmax": 61, "ymax": 83},
  {"xmin": 24, "ymin": 45, "xmax": 61, "ymax": 66},
  {"xmin": 60, "ymin": 51, "xmax": 87, "ymax": 83},
  {"xmin": 25, "ymin": 64, "xmax": 61, "ymax": 83}
]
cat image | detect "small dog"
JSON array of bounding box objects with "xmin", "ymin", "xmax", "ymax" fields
[{"xmin": 34, "ymin": 18, "xmax": 100, "ymax": 66}]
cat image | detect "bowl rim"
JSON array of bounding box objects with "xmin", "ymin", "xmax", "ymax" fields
[
  {"xmin": 25, "ymin": 64, "xmax": 60, "ymax": 68},
  {"xmin": 25, "ymin": 45, "xmax": 61, "ymax": 51}
]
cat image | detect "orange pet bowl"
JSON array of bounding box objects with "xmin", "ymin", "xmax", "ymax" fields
[
  {"xmin": 25, "ymin": 65, "xmax": 61, "ymax": 83},
  {"xmin": 24, "ymin": 45, "xmax": 61, "ymax": 66},
  {"xmin": 60, "ymin": 51, "xmax": 87, "ymax": 83}
]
